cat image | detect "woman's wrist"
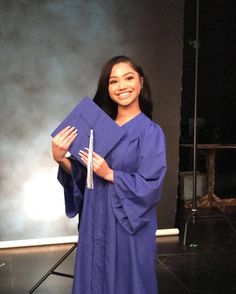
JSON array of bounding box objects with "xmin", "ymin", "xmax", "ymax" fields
[
  {"xmin": 56, "ymin": 157, "xmax": 72, "ymax": 175},
  {"xmin": 55, "ymin": 156, "xmax": 67, "ymax": 164},
  {"xmin": 104, "ymin": 169, "xmax": 114, "ymax": 183}
]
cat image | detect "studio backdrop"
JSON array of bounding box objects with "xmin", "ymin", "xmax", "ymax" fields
[{"xmin": 0, "ymin": 0, "xmax": 183, "ymax": 244}]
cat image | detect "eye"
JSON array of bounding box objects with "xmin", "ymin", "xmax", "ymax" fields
[
  {"xmin": 126, "ymin": 76, "xmax": 134, "ymax": 81},
  {"xmin": 109, "ymin": 80, "xmax": 117, "ymax": 85}
]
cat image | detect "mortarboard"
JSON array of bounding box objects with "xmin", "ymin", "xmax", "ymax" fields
[{"xmin": 51, "ymin": 96, "xmax": 125, "ymax": 188}]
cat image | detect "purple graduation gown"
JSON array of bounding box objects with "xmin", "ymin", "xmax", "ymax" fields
[{"xmin": 58, "ymin": 112, "xmax": 167, "ymax": 294}]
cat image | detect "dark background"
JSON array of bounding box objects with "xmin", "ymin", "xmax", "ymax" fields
[{"xmin": 180, "ymin": 0, "xmax": 236, "ymax": 197}]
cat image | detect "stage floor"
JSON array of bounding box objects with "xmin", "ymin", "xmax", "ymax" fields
[{"xmin": 0, "ymin": 208, "xmax": 236, "ymax": 294}]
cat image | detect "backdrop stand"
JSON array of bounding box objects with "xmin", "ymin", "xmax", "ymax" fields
[{"xmin": 29, "ymin": 243, "xmax": 77, "ymax": 294}]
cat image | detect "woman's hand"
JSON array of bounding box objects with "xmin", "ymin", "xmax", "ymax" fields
[
  {"xmin": 79, "ymin": 149, "xmax": 114, "ymax": 182},
  {"xmin": 52, "ymin": 126, "xmax": 77, "ymax": 163}
]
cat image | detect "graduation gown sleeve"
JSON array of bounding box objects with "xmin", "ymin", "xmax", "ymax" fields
[
  {"xmin": 57, "ymin": 157, "xmax": 86, "ymax": 218},
  {"xmin": 111, "ymin": 123, "xmax": 167, "ymax": 235}
]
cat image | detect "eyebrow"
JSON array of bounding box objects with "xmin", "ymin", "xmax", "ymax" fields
[{"xmin": 109, "ymin": 72, "xmax": 135, "ymax": 79}]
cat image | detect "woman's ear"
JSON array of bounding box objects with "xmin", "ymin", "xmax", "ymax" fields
[{"xmin": 140, "ymin": 76, "xmax": 144, "ymax": 89}]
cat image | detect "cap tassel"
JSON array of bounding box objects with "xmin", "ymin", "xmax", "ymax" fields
[{"xmin": 86, "ymin": 129, "xmax": 94, "ymax": 189}]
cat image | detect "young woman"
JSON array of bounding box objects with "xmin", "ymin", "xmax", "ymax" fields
[{"xmin": 52, "ymin": 56, "xmax": 167, "ymax": 294}]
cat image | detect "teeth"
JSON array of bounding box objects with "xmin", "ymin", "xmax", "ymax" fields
[{"xmin": 119, "ymin": 92, "xmax": 130, "ymax": 98}]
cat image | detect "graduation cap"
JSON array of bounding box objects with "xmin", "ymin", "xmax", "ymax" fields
[{"xmin": 51, "ymin": 96, "xmax": 125, "ymax": 188}]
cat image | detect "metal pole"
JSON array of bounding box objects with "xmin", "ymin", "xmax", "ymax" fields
[
  {"xmin": 192, "ymin": 0, "xmax": 200, "ymax": 212},
  {"xmin": 183, "ymin": 0, "xmax": 200, "ymax": 246}
]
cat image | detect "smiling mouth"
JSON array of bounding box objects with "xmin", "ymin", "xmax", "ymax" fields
[{"xmin": 118, "ymin": 92, "xmax": 131, "ymax": 98}]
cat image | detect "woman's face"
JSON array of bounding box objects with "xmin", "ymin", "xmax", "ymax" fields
[{"xmin": 108, "ymin": 62, "xmax": 143, "ymax": 109}]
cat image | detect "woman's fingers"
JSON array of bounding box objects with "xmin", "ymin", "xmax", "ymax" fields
[
  {"xmin": 63, "ymin": 129, "xmax": 78, "ymax": 146},
  {"xmin": 78, "ymin": 150, "xmax": 88, "ymax": 166},
  {"xmin": 84, "ymin": 148, "xmax": 100, "ymax": 159},
  {"xmin": 78, "ymin": 149, "xmax": 113, "ymax": 181},
  {"xmin": 52, "ymin": 126, "xmax": 78, "ymax": 164},
  {"xmin": 79, "ymin": 150, "xmax": 99, "ymax": 162},
  {"xmin": 53, "ymin": 126, "xmax": 77, "ymax": 145},
  {"xmin": 52, "ymin": 126, "xmax": 78, "ymax": 163},
  {"xmin": 79, "ymin": 149, "xmax": 104, "ymax": 169},
  {"xmin": 79, "ymin": 150, "xmax": 88, "ymax": 159},
  {"xmin": 60, "ymin": 127, "xmax": 77, "ymax": 144},
  {"xmin": 55, "ymin": 126, "xmax": 72, "ymax": 140}
]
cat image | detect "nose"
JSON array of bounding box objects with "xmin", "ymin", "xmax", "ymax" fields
[{"xmin": 118, "ymin": 79, "xmax": 127, "ymax": 90}]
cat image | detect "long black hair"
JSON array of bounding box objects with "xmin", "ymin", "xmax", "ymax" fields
[{"xmin": 93, "ymin": 55, "xmax": 153, "ymax": 120}]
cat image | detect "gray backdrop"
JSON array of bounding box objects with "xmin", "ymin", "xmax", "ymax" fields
[{"xmin": 0, "ymin": 0, "xmax": 183, "ymax": 242}]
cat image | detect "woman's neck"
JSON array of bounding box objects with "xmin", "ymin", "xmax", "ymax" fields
[{"xmin": 115, "ymin": 106, "xmax": 141, "ymax": 125}]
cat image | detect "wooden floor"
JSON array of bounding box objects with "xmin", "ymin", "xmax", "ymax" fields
[{"xmin": 0, "ymin": 208, "xmax": 236, "ymax": 294}]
